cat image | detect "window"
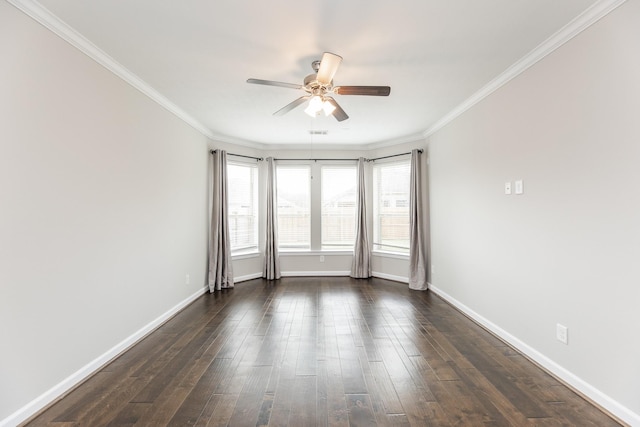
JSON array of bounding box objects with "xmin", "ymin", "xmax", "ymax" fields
[
  {"xmin": 373, "ymin": 160, "xmax": 411, "ymax": 254},
  {"xmin": 227, "ymin": 162, "xmax": 258, "ymax": 254},
  {"xmin": 276, "ymin": 165, "xmax": 311, "ymax": 250},
  {"xmin": 321, "ymin": 166, "xmax": 357, "ymax": 250}
]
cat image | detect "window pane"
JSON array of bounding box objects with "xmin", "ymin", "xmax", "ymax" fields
[
  {"xmin": 373, "ymin": 160, "xmax": 410, "ymax": 254},
  {"xmin": 227, "ymin": 163, "xmax": 258, "ymax": 254},
  {"xmin": 277, "ymin": 166, "xmax": 310, "ymax": 250},
  {"xmin": 321, "ymin": 166, "xmax": 356, "ymax": 250}
]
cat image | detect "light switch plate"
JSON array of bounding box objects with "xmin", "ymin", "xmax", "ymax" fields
[
  {"xmin": 515, "ymin": 180, "xmax": 524, "ymax": 195},
  {"xmin": 556, "ymin": 323, "xmax": 568, "ymax": 344},
  {"xmin": 504, "ymin": 182, "xmax": 512, "ymax": 195}
]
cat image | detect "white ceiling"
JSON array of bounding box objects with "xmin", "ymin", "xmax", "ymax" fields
[{"xmin": 29, "ymin": 0, "xmax": 599, "ymax": 148}]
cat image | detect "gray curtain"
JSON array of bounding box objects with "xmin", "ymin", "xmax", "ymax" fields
[
  {"xmin": 263, "ymin": 157, "xmax": 281, "ymax": 280},
  {"xmin": 208, "ymin": 150, "xmax": 234, "ymax": 292},
  {"xmin": 351, "ymin": 157, "xmax": 371, "ymax": 278},
  {"xmin": 409, "ymin": 149, "xmax": 428, "ymax": 290}
]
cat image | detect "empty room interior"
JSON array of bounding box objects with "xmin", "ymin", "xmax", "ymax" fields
[{"xmin": 1, "ymin": 0, "xmax": 639, "ymax": 426}]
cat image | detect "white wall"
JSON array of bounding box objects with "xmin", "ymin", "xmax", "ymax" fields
[
  {"xmin": 0, "ymin": 2, "xmax": 210, "ymax": 423},
  {"xmin": 428, "ymin": 1, "xmax": 640, "ymax": 423}
]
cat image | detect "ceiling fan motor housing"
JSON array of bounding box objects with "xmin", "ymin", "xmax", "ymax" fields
[
  {"xmin": 304, "ymin": 73, "xmax": 332, "ymax": 94},
  {"xmin": 304, "ymin": 74, "xmax": 333, "ymax": 96}
]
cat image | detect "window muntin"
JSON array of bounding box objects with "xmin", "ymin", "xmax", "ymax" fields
[
  {"xmin": 372, "ymin": 160, "xmax": 410, "ymax": 254},
  {"xmin": 276, "ymin": 165, "xmax": 311, "ymax": 250},
  {"xmin": 321, "ymin": 166, "xmax": 357, "ymax": 250},
  {"xmin": 227, "ymin": 162, "xmax": 259, "ymax": 255}
]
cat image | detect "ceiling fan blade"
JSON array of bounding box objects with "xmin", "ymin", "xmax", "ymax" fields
[
  {"xmin": 273, "ymin": 96, "xmax": 311, "ymax": 116},
  {"xmin": 316, "ymin": 52, "xmax": 343, "ymax": 85},
  {"xmin": 247, "ymin": 78, "xmax": 303, "ymax": 90},
  {"xmin": 325, "ymin": 97, "xmax": 349, "ymax": 122},
  {"xmin": 334, "ymin": 86, "xmax": 391, "ymax": 96}
]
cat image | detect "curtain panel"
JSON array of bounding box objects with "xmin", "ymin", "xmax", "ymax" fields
[
  {"xmin": 351, "ymin": 157, "xmax": 371, "ymax": 278},
  {"xmin": 263, "ymin": 157, "xmax": 281, "ymax": 280},
  {"xmin": 409, "ymin": 149, "xmax": 428, "ymax": 290},
  {"xmin": 208, "ymin": 150, "xmax": 234, "ymax": 292}
]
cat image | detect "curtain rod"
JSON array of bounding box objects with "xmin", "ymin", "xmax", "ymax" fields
[
  {"xmin": 273, "ymin": 150, "xmax": 423, "ymax": 162},
  {"xmin": 210, "ymin": 149, "xmax": 422, "ymax": 163},
  {"xmin": 210, "ymin": 150, "xmax": 263, "ymax": 161},
  {"xmin": 367, "ymin": 149, "xmax": 422, "ymax": 162},
  {"xmin": 273, "ymin": 158, "xmax": 359, "ymax": 162}
]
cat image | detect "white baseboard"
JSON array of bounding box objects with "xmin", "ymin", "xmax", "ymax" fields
[
  {"xmin": 1, "ymin": 287, "xmax": 207, "ymax": 427},
  {"xmin": 372, "ymin": 271, "xmax": 409, "ymax": 284},
  {"xmin": 237, "ymin": 271, "xmax": 408, "ymax": 281},
  {"xmin": 428, "ymin": 284, "xmax": 639, "ymax": 427},
  {"xmin": 281, "ymin": 270, "xmax": 350, "ymax": 277}
]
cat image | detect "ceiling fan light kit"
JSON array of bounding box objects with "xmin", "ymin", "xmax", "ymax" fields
[
  {"xmin": 304, "ymin": 95, "xmax": 336, "ymax": 117},
  {"xmin": 247, "ymin": 52, "xmax": 390, "ymax": 122}
]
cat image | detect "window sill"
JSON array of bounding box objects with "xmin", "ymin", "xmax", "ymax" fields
[
  {"xmin": 372, "ymin": 250, "xmax": 409, "ymax": 260},
  {"xmin": 231, "ymin": 251, "xmax": 260, "ymax": 260},
  {"xmin": 279, "ymin": 250, "xmax": 353, "ymax": 257}
]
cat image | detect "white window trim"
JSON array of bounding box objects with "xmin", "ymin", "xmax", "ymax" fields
[
  {"xmin": 320, "ymin": 164, "xmax": 357, "ymax": 251},
  {"xmin": 276, "ymin": 163, "xmax": 312, "ymax": 251},
  {"xmin": 227, "ymin": 159, "xmax": 259, "ymax": 255},
  {"xmin": 372, "ymin": 157, "xmax": 411, "ymax": 256},
  {"xmin": 279, "ymin": 250, "xmax": 353, "ymax": 256},
  {"xmin": 371, "ymin": 250, "xmax": 410, "ymax": 260},
  {"xmin": 231, "ymin": 251, "xmax": 261, "ymax": 261}
]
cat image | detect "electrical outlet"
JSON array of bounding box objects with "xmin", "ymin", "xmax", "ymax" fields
[
  {"xmin": 556, "ymin": 323, "xmax": 568, "ymax": 344},
  {"xmin": 505, "ymin": 182, "xmax": 512, "ymax": 195},
  {"xmin": 319, "ymin": 255, "xmax": 325, "ymax": 262},
  {"xmin": 185, "ymin": 274, "xmax": 190, "ymax": 285}
]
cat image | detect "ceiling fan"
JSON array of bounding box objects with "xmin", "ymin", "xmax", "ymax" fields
[{"xmin": 247, "ymin": 52, "xmax": 390, "ymax": 122}]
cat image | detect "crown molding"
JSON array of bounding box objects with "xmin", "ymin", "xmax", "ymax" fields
[
  {"xmin": 6, "ymin": 0, "xmax": 218, "ymax": 141},
  {"xmin": 208, "ymin": 133, "xmax": 269, "ymax": 151},
  {"xmin": 363, "ymin": 133, "xmax": 427, "ymax": 151},
  {"xmin": 423, "ymin": 0, "xmax": 628, "ymax": 138}
]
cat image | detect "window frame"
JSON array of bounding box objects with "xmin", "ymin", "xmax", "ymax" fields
[
  {"xmin": 275, "ymin": 163, "xmax": 312, "ymax": 251},
  {"xmin": 372, "ymin": 158, "xmax": 411, "ymax": 256},
  {"xmin": 320, "ymin": 164, "xmax": 358, "ymax": 251},
  {"xmin": 226, "ymin": 159, "xmax": 259, "ymax": 256}
]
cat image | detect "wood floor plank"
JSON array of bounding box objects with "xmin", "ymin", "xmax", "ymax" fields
[
  {"xmin": 295, "ymin": 312, "xmax": 317, "ymax": 376},
  {"xmin": 459, "ymin": 367, "xmax": 532, "ymax": 426},
  {"xmin": 227, "ymin": 365, "xmax": 272, "ymax": 426},
  {"xmin": 336, "ymin": 333, "xmax": 368, "ymax": 394},
  {"xmin": 74, "ymin": 376, "xmax": 149, "ymax": 426},
  {"xmin": 367, "ymin": 360, "xmax": 404, "ymax": 415},
  {"xmin": 268, "ymin": 331, "xmax": 300, "ymax": 426},
  {"xmin": 167, "ymin": 358, "xmax": 232, "ymax": 426},
  {"xmin": 24, "ymin": 277, "xmax": 622, "ymax": 427},
  {"xmin": 356, "ymin": 347, "xmax": 408, "ymax": 427},
  {"xmin": 33, "ymin": 372, "xmax": 115, "ymax": 424},
  {"xmin": 346, "ymin": 394, "xmax": 377, "ymax": 427},
  {"xmin": 205, "ymin": 393, "xmax": 239, "ymax": 427},
  {"xmin": 445, "ymin": 333, "xmax": 552, "ymax": 419},
  {"xmin": 193, "ymin": 393, "xmax": 222, "ymax": 427},
  {"xmin": 287, "ymin": 375, "xmax": 317, "ymax": 427},
  {"xmin": 321, "ymin": 325, "xmax": 349, "ymax": 427}
]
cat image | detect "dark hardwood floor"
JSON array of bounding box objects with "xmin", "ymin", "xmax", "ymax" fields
[{"xmin": 25, "ymin": 277, "xmax": 621, "ymax": 426}]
